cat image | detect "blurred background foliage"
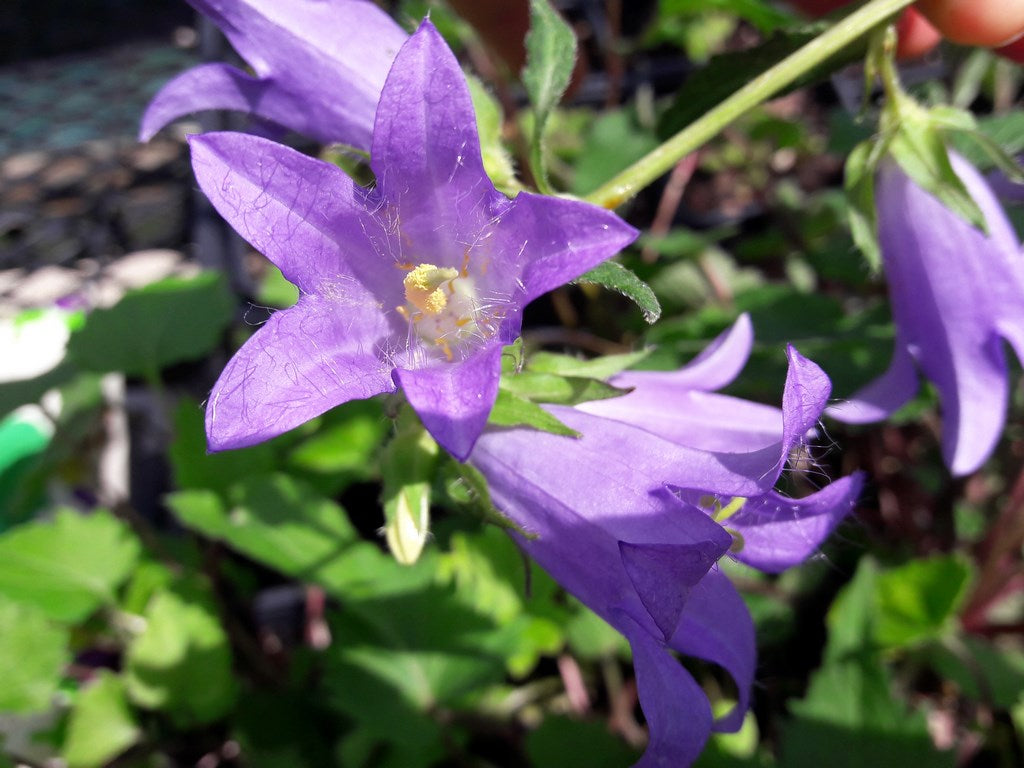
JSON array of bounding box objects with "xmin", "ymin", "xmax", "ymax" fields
[{"xmin": 0, "ymin": 0, "xmax": 1022, "ymax": 766}]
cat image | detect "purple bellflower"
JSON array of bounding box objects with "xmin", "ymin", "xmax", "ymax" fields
[
  {"xmin": 828, "ymin": 155, "xmax": 1024, "ymax": 476},
  {"xmin": 470, "ymin": 316, "xmax": 864, "ymax": 766},
  {"xmin": 191, "ymin": 20, "xmax": 637, "ymax": 460},
  {"xmin": 140, "ymin": 0, "xmax": 407, "ymax": 149}
]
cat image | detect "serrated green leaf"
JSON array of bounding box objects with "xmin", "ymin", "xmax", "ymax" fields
[
  {"xmin": 0, "ymin": 509, "xmax": 140, "ymax": 623},
  {"xmin": 874, "ymin": 555, "xmax": 971, "ymax": 649},
  {"xmin": 499, "ymin": 370, "xmax": 630, "ymax": 405},
  {"xmin": 527, "ymin": 348, "xmax": 651, "ymax": 380},
  {"xmin": 888, "ymin": 119, "xmax": 988, "ymax": 234},
  {"xmin": 573, "ymin": 261, "xmax": 661, "ymax": 323},
  {"xmin": 522, "ymin": 0, "xmax": 577, "ymax": 192},
  {"xmin": 124, "ymin": 582, "xmax": 236, "ymax": 727},
  {"xmin": 63, "ymin": 672, "xmax": 139, "ymax": 768},
  {"xmin": 488, "ymin": 389, "xmax": 579, "ymax": 437},
  {"xmin": 380, "ymin": 426, "xmax": 439, "ymax": 565},
  {"xmin": 167, "ymin": 474, "xmax": 386, "ymax": 599},
  {"xmin": 782, "ymin": 654, "xmax": 953, "ymax": 768},
  {"xmin": 67, "ymin": 271, "xmax": 234, "ymax": 378},
  {"xmin": 0, "ymin": 595, "xmax": 68, "ymax": 713}
]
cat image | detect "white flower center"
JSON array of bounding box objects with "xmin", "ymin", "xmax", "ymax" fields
[{"xmin": 397, "ymin": 260, "xmax": 491, "ymax": 361}]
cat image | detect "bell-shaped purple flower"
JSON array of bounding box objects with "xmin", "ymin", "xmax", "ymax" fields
[
  {"xmin": 192, "ymin": 20, "xmax": 637, "ymax": 459},
  {"xmin": 470, "ymin": 318, "xmax": 863, "ymax": 766},
  {"xmin": 828, "ymin": 155, "xmax": 1024, "ymax": 476},
  {"xmin": 140, "ymin": 0, "xmax": 407, "ymax": 148}
]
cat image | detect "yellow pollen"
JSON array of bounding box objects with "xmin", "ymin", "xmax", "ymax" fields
[{"xmin": 403, "ymin": 263, "xmax": 459, "ymax": 316}]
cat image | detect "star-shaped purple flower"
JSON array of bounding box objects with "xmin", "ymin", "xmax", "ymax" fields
[
  {"xmin": 140, "ymin": 0, "xmax": 407, "ymax": 148},
  {"xmin": 828, "ymin": 154, "xmax": 1024, "ymax": 476},
  {"xmin": 191, "ymin": 20, "xmax": 637, "ymax": 459},
  {"xmin": 470, "ymin": 317, "xmax": 863, "ymax": 766}
]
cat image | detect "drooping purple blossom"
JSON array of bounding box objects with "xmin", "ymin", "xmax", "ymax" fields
[
  {"xmin": 140, "ymin": 0, "xmax": 407, "ymax": 148},
  {"xmin": 828, "ymin": 155, "xmax": 1024, "ymax": 476},
  {"xmin": 192, "ymin": 20, "xmax": 637, "ymax": 460},
  {"xmin": 470, "ymin": 317, "xmax": 863, "ymax": 766}
]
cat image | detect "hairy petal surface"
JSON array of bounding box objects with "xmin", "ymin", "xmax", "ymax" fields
[
  {"xmin": 206, "ymin": 295, "xmax": 394, "ymax": 450},
  {"xmin": 189, "ymin": 132, "xmax": 393, "ymax": 299},
  {"xmin": 723, "ymin": 473, "xmax": 864, "ymax": 573}
]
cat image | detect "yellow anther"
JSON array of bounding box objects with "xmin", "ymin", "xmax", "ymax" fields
[{"xmin": 403, "ymin": 263, "xmax": 459, "ymax": 316}]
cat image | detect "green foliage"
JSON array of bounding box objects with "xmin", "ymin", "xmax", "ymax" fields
[
  {"xmin": 488, "ymin": 389, "xmax": 580, "ymax": 437},
  {"xmin": 0, "ymin": 595, "xmax": 68, "ymax": 713},
  {"xmin": 525, "ymin": 716, "xmax": 640, "ymax": 766},
  {"xmin": 67, "ymin": 272, "xmax": 234, "ymax": 378},
  {"xmin": 499, "ymin": 370, "xmax": 630, "ymax": 406},
  {"xmin": 124, "ymin": 580, "xmax": 236, "ymax": 727},
  {"xmin": 573, "ymin": 261, "xmax": 662, "ymax": 324},
  {"xmin": 0, "ymin": 508, "xmax": 140, "ymax": 623},
  {"xmin": 522, "ymin": 0, "xmax": 577, "ymax": 192},
  {"xmin": 63, "ymin": 672, "xmax": 140, "ymax": 768}
]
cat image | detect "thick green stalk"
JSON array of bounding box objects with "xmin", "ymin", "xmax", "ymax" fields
[{"xmin": 585, "ymin": 0, "xmax": 917, "ymax": 209}]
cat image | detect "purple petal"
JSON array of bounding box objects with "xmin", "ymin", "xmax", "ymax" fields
[
  {"xmin": 491, "ymin": 191, "xmax": 639, "ymax": 303},
  {"xmin": 579, "ymin": 389, "xmax": 782, "ymax": 454},
  {"xmin": 371, "ymin": 20, "xmax": 498, "ymax": 252},
  {"xmin": 206, "ymin": 295, "xmax": 394, "ymax": 451},
  {"xmin": 870, "ymin": 156, "xmax": 1024, "ymax": 475},
  {"xmin": 669, "ymin": 570, "xmax": 755, "ymax": 733},
  {"xmin": 614, "ymin": 314, "xmax": 754, "ymax": 393},
  {"xmin": 189, "ymin": 132, "xmax": 396, "ymax": 301},
  {"xmin": 827, "ymin": 336, "xmax": 919, "ymax": 423},
  {"xmin": 617, "ymin": 611, "xmax": 713, "ymax": 768},
  {"xmin": 141, "ymin": 64, "xmax": 284, "ymax": 141},
  {"xmin": 395, "ymin": 344, "xmax": 503, "ymax": 460},
  {"xmin": 178, "ymin": 0, "xmax": 406, "ymax": 147},
  {"xmin": 778, "ymin": 345, "xmax": 830, "ymax": 468},
  {"xmin": 724, "ymin": 473, "xmax": 863, "ymax": 573},
  {"xmin": 619, "ymin": 538, "xmax": 729, "ymax": 641}
]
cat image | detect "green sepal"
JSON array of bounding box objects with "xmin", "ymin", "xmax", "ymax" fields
[
  {"xmin": 844, "ymin": 137, "xmax": 889, "ymax": 271},
  {"xmin": 499, "ymin": 370, "xmax": 631, "ymax": 406},
  {"xmin": 886, "ymin": 101, "xmax": 987, "ymax": 234},
  {"xmin": 572, "ymin": 261, "xmax": 662, "ymax": 323},
  {"xmin": 487, "ymin": 389, "xmax": 579, "ymax": 438},
  {"xmin": 380, "ymin": 419, "xmax": 440, "ymax": 566},
  {"xmin": 522, "ymin": 0, "xmax": 577, "ymax": 194}
]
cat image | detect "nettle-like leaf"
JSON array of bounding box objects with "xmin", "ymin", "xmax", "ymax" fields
[
  {"xmin": 167, "ymin": 474, "xmax": 390, "ymax": 600},
  {"xmin": 67, "ymin": 271, "xmax": 234, "ymax": 378},
  {"xmin": 124, "ymin": 581, "xmax": 236, "ymax": 727},
  {"xmin": 527, "ymin": 348, "xmax": 652, "ymax": 380},
  {"xmin": 499, "ymin": 370, "xmax": 630, "ymax": 406},
  {"xmin": 573, "ymin": 260, "xmax": 662, "ymax": 323},
  {"xmin": 487, "ymin": 389, "xmax": 579, "ymax": 437},
  {"xmin": 0, "ymin": 508, "xmax": 140, "ymax": 623},
  {"xmin": 63, "ymin": 672, "xmax": 140, "ymax": 768},
  {"xmin": 0, "ymin": 594, "xmax": 69, "ymax": 714},
  {"xmin": 522, "ymin": 0, "xmax": 577, "ymax": 193}
]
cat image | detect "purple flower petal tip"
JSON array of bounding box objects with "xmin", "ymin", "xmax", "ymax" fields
[{"xmin": 620, "ymin": 538, "xmax": 730, "ymax": 640}]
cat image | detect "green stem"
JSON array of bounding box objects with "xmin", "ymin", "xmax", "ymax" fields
[{"xmin": 585, "ymin": 0, "xmax": 916, "ymax": 209}]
